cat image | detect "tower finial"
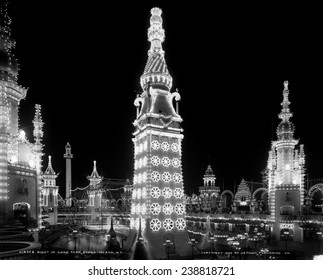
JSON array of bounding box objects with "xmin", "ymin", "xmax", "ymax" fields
[
  {"xmin": 140, "ymin": 7, "xmax": 173, "ymax": 91},
  {"xmin": 278, "ymin": 80, "xmax": 292, "ymax": 122},
  {"xmin": 148, "ymin": 7, "xmax": 165, "ymax": 56}
]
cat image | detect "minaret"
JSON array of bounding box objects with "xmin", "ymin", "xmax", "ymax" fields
[
  {"xmin": 41, "ymin": 156, "xmax": 59, "ymax": 225},
  {"xmin": 64, "ymin": 142, "xmax": 73, "ymax": 207},
  {"xmin": 33, "ymin": 104, "xmax": 44, "ymax": 227},
  {"xmin": 87, "ymin": 161, "xmax": 102, "ymax": 223},
  {"xmin": 267, "ymin": 81, "xmax": 305, "ymax": 242},
  {"xmin": 132, "ymin": 8, "xmax": 190, "ymax": 259},
  {"xmin": 0, "ymin": 89, "xmax": 10, "ymax": 217}
]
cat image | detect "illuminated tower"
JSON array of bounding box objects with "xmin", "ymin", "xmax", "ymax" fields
[
  {"xmin": 41, "ymin": 156, "xmax": 58, "ymax": 225},
  {"xmin": 132, "ymin": 7, "xmax": 190, "ymax": 259},
  {"xmin": 0, "ymin": 89, "xmax": 10, "ymax": 215},
  {"xmin": 64, "ymin": 142, "xmax": 73, "ymax": 207},
  {"xmin": 87, "ymin": 161, "xmax": 102, "ymax": 223},
  {"xmin": 199, "ymin": 165, "xmax": 220, "ymax": 210},
  {"xmin": 33, "ymin": 104, "xmax": 44, "ymax": 227},
  {"xmin": 267, "ymin": 81, "xmax": 305, "ymax": 242}
]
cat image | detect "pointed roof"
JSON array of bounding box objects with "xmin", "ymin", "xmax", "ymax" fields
[
  {"xmin": 44, "ymin": 156, "xmax": 56, "ymax": 175},
  {"xmin": 140, "ymin": 7, "xmax": 172, "ymax": 91},
  {"xmin": 89, "ymin": 160, "xmax": 100, "ymax": 179}
]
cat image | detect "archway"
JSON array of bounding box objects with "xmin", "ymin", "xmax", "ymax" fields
[
  {"xmin": 221, "ymin": 190, "xmax": 234, "ymax": 211},
  {"xmin": 13, "ymin": 202, "xmax": 30, "ymax": 219},
  {"xmin": 308, "ymin": 184, "xmax": 323, "ymax": 212}
]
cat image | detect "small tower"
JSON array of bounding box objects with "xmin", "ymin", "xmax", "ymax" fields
[
  {"xmin": 87, "ymin": 161, "xmax": 102, "ymax": 223},
  {"xmin": 267, "ymin": 81, "xmax": 305, "ymax": 242},
  {"xmin": 199, "ymin": 164, "xmax": 220, "ymax": 210},
  {"xmin": 41, "ymin": 156, "xmax": 59, "ymax": 225},
  {"xmin": 63, "ymin": 142, "xmax": 73, "ymax": 207}
]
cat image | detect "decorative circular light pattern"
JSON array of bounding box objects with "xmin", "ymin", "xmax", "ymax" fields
[
  {"xmin": 142, "ymin": 187, "xmax": 147, "ymax": 198},
  {"xmin": 137, "ymin": 188, "xmax": 142, "ymax": 199},
  {"xmin": 172, "ymin": 158, "xmax": 180, "ymax": 168},
  {"xmin": 132, "ymin": 189, "xmax": 137, "ymax": 199},
  {"xmin": 150, "ymin": 203, "xmax": 161, "ymax": 215},
  {"xmin": 151, "ymin": 156, "xmax": 160, "ymax": 166},
  {"xmin": 150, "ymin": 187, "xmax": 161, "ymax": 198},
  {"xmin": 175, "ymin": 218, "xmax": 186, "ymax": 230},
  {"xmin": 135, "ymin": 203, "xmax": 141, "ymax": 215},
  {"xmin": 151, "ymin": 140, "xmax": 160, "ymax": 150},
  {"xmin": 173, "ymin": 173, "xmax": 182, "ymax": 183},
  {"xmin": 162, "ymin": 187, "xmax": 172, "ymax": 198},
  {"xmin": 174, "ymin": 188, "xmax": 183, "ymax": 198},
  {"xmin": 141, "ymin": 203, "xmax": 147, "ymax": 215},
  {"xmin": 163, "ymin": 203, "xmax": 173, "ymax": 215},
  {"xmin": 151, "ymin": 171, "xmax": 160, "ymax": 182},
  {"xmin": 163, "ymin": 218, "xmax": 174, "ymax": 231},
  {"xmin": 174, "ymin": 203, "xmax": 185, "ymax": 215},
  {"xmin": 162, "ymin": 172, "xmax": 171, "ymax": 182},
  {"xmin": 161, "ymin": 157, "xmax": 170, "ymax": 167},
  {"xmin": 171, "ymin": 143, "xmax": 179, "ymax": 153},
  {"xmin": 161, "ymin": 142, "xmax": 170, "ymax": 151},
  {"xmin": 150, "ymin": 219, "xmax": 162, "ymax": 232}
]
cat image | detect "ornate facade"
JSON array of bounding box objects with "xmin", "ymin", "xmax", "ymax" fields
[{"xmin": 0, "ymin": 2, "xmax": 43, "ymax": 226}]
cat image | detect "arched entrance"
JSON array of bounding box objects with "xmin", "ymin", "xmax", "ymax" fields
[
  {"xmin": 308, "ymin": 184, "xmax": 323, "ymax": 212},
  {"xmin": 13, "ymin": 202, "xmax": 30, "ymax": 219}
]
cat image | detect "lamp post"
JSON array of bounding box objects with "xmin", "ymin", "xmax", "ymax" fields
[
  {"xmin": 163, "ymin": 239, "xmax": 172, "ymax": 260},
  {"xmin": 209, "ymin": 236, "xmax": 216, "ymax": 259},
  {"xmin": 189, "ymin": 238, "xmax": 198, "ymax": 259},
  {"xmin": 316, "ymin": 231, "xmax": 322, "ymax": 254}
]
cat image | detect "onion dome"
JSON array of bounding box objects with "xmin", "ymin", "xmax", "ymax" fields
[
  {"xmin": 276, "ymin": 81, "xmax": 295, "ymax": 140},
  {"xmin": 140, "ymin": 8, "xmax": 173, "ymax": 91}
]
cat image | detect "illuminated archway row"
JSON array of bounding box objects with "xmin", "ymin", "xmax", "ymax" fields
[{"xmin": 150, "ymin": 218, "xmax": 186, "ymax": 231}]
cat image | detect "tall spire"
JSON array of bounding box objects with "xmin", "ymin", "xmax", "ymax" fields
[
  {"xmin": 278, "ymin": 81, "xmax": 292, "ymax": 122},
  {"xmin": 140, "ymin": 7, "xmax": 172, "ymax": 91},
  {"xmin": 33, "ymin": 104, "xmax": 44, "ymax": 143},
  {"xmin": 276, "ymin": 81, "xmax": 295, "ymax": 140},
  {"xmin": 0, "ymin": 1, "xmax": 11, "ymax": 36}
]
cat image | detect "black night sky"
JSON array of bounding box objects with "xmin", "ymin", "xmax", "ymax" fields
[{"xmin": 7, "ymin": 1, "xmax": 323, "ymax": 195}]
